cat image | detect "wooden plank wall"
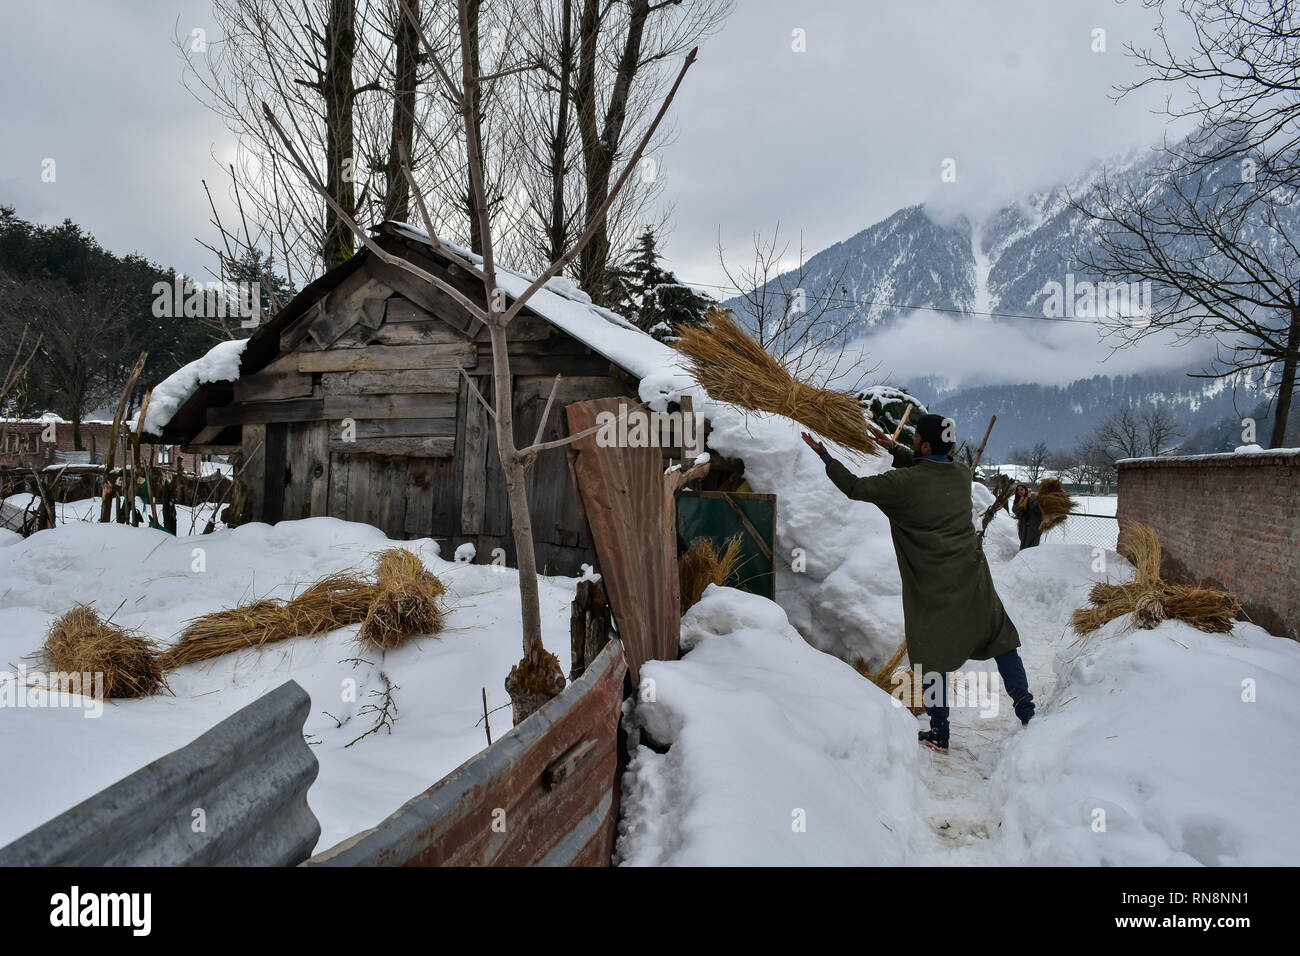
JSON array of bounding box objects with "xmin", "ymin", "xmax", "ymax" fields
[
  {"xmin": 303, "ymin": 639, "xmax": 626, "ymax": 867},
  {"xmin": 225, "ymin": 254, "xmax": 633, "ymax": 572}
]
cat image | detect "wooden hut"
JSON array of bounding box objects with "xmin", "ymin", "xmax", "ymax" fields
[{"xmin": 148, "ymin": 222, "xmax": 739, "ymax": 575}]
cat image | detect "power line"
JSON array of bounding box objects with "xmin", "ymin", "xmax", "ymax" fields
[{"xmin": 670, "ymin": 276, "xmax": 1122, "ymax": 326}]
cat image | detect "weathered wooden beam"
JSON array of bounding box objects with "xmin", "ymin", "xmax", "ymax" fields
[
  {"xmin": 233, "ymin": 371, "xmax": 314, "ymax": 403},
  {"xmin": 322, "ymin": 394, "xmax": 456, "ymax": 420},
  {"xmin": 208, "ymin": 398, "xmax": 324, "ymax": 426},
  {"xmin": 328, "ymin": 322, "xmax": 469, "ymax": 348},
  {"xmin": 329, "ymin": 436, "xmax": 454, "ymax": 458},
  {"xmin": 344, "ymin": 418, "xmax": 457, "ymax": 439},
  {"xmin": 298, "ymin": 343, "xmax": 475, "ymax": 372},
  {"xmin": 180, "ymin": 444, "xmax": 240, "ymax": 456},
  {"xmin": 322, "ymin": 369, "xmax": 459, "ymax": 395}
]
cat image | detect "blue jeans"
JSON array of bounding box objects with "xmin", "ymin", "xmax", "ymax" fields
[{"xmin": 924, "ymin": 649, "xmax": 1034, "ymax": 742}]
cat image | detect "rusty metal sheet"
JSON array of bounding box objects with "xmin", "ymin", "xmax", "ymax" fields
[
  {"xmin": 304, "ymin": 640, "xmax": 626, "ymax": 867},
  {"xmin": 565, "ymin": 397, "xmax": 680, "ymax": 684}
]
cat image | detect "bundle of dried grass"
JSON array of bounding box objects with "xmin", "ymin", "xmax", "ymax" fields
[
  {"xmin": 159, "ymin": 581, "xmax": 376, "ymax": 670},
  {"xmin": 854, "ymin": 641, "xmax": 926, "ymax": 715},
  {"xmin": 356, "ymin": 548, "xmax": 447, "ymax": 651},
  {"xmin": 673, "ymin": 308, "xmax": 877, "ymax": 455},
  {"xmin": 1120, "ymin": 521, "xmax": 1162, "ymax": 585},
  {"xmin": 44, "ymin": 604, "xmax": 167, "ymax": 698},
  {"xmin": 1070, "ymin": 522, "xmax": 1242, "ymax": 636},
  {"xmin": 678, "ymin": 535, "xmax": 744, "ymax": 613},
  {"xmin": 1036, "ymin": 477, "xmax": 1075, "ymax": 533}
]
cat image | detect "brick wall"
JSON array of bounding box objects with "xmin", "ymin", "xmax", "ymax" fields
[{"xmin": 1117, "ymin": 450, "xmax": 1300, "ymax": 641}]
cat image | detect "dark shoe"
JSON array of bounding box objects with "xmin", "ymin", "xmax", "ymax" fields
[
  {"xmin": 918, "ymin": 729, "xmax": 949, "ymax": 754},
  {"xmin": 1013, "ymin": 693, "xmax": 1035, "ymax": 725}
]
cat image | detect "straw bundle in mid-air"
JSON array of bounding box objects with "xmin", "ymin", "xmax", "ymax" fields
[
  {"xmin": 678, "ymin": 535, "xmax": 744, "ymax": 613},
  {"xmin": 1035, "ymin": 477, "xmax": 1075, "ymax": 533},
  {"xmin": 43, "ymin": 604, "xmax": 167, "ymax": 699},
  {"xmin": 1070, "ymin": 522, "xmax": 1241, "ymax": 636},
  {"xmin": 673, "ymin": 308, "xmax": 878, "ymax": 455}
]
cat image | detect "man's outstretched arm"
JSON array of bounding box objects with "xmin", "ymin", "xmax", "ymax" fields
[{"xmin": 801, "ymin": 432, "xmax": 908, "ymax": 509}]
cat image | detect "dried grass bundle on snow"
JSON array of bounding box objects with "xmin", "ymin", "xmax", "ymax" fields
[
  {"xmin": 678, "ymin": 535, "xmax": 744, "ymax": 613},
  {"xmin": 44, "ymin": 604, "xmax": 167, "ymax": 698},
  {"xmin": 160, "ymin": 551, "xmax": 445, "ymax": 668},
  {"xmin": 1035, "ymin": 477, "xmax": 1075, "ymax": 533},
  {"xmin": 673, "ymin": 308, "xmax": 877, "ymax": 455},
  {"xmin": 1070, "ymin": 522, "xmax": 1242, "ymax": 637},
  {"xmin": 357, "ymin": 548, "xmax": 447, "ymax": 651}
]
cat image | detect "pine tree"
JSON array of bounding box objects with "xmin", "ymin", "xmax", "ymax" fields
[{"xmin": 611, "ymin": 229, "xmax": 711, "ymax": 340}]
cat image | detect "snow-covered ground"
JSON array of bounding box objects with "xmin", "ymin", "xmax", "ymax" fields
[
  {"xmin": 615, "ymin": 427, "xmax": 1298, "ymax": 867},
  {"xmin": 619, "ymin": 545, "xmax": 1300, "ymax": 866},
  {"xmin": 0, "ymin": 518, "xmax": 574, "ymax": 853},
  {"xmin": 1, "ymin": 494, "xmax": 227, "ymax": 536}
]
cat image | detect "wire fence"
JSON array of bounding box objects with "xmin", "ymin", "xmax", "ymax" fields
[{"xmin": 1042, "ymin": 512, "xmax": 1119, "ymax": 551}]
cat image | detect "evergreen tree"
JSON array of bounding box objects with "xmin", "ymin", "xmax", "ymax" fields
[{"xmin": 611, "ymin": 229, "xmax": 711, "ymax": 340}]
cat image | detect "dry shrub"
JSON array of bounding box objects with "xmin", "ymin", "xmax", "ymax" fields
[
  {"xmin": 674, "ymin": 308, "xmax": 877, "ymax": 455},
  {"xmin": 44, "ymin": 604, "xmax": 166, "ymax": 699},
  {"xmin": 678, "ymin": 535, "xmax": 744, "ymax": 613},
  {"xmin": 1036, "ymin": 477, "xmax": 1075, "ymax": 533},
  {"xmin": 356, "ymin": 548, "xmax": 447, "ymax": 651},
  {"xmin": 1070, "ymin": 522, "xmax": 1242, "ymax": 637}
]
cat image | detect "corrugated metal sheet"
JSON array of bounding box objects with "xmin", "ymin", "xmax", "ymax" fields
[
  {"xmin": 0, "ymin": 680, "xmax": 320, "ymax": 866},
  {"xmin": 305, "ymin": 640, "xmax": 625, "ymax": 867}
]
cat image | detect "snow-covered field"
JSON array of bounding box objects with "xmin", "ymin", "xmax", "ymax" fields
[{"xmin": 0, "ymin": 518, "xmax": 574, "ymax": 853}]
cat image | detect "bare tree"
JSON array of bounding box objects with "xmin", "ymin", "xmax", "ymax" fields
[
  {"xmin": 718, "ymin": 224, "xmax": 872, "ymax": 393},
  {"xmin": 1121, "ymin": 0, "xmax": 1300, "ymax": 191},
  {"xmin": 0, "ymin": 271, "xmax": 135, "ymax": 450},
  {"xmin": 262, "ymin": 0, "xmax": 697, "ymax": 721},
  {"xmin": 570, "ymin": 0, "xmax": 731, "ymax": 303},
  {"xmin": 1142, "ymin": 405, "xmax": 1184, "ymax": 454},
  {"xmin": 1073, "ymin": 0, "xmax": 1300, "ymax": 447},
  {"xmin": 1093, "ymin": 407, "xmax": 1146, "ymax": 461}
]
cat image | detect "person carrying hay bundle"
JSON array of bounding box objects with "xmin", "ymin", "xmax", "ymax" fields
[
  {"xmin": 802, "ymin": 413, "xmax": 1035, "ymax": 755},
  {"xmin": 1012, "ymin": 483, "xmax": 1042, "ymax": 550}
]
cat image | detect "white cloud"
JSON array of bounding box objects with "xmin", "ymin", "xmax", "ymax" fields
[{"xmin": 861, "ymin": 309, "xmax": 1220, "ymax": 389}]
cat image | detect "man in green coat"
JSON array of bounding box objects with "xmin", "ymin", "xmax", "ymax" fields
[{"xmin": 801, "ymin": 413, "xmax": 1035, "ymax": 754}]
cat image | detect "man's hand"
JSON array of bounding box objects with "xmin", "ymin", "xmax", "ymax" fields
[
  {"xmin": 865, "ymin": 422, "xmax": 896, "ymax": 451},
  {"xmin": 801, "ymin": 432, "xmax": 828, "ymax": 457}
]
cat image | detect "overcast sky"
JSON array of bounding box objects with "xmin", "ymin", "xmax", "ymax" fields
[{"xmin": 0, "ymin": 0, "xmax": 1197, "ymax": 383}]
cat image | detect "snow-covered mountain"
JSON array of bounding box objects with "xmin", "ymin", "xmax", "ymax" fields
[{"xmin": 727, "ymin": 142, "xmax": 1294, "ymax": 457}]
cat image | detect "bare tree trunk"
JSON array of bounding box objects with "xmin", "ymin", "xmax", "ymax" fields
[
  {"xmin": 1271, "ymin": 307, "xmax": 1300, "ymax": 447},
  {"xmin": 575, "ymin": 0, "xmax": 653, "ymax": 303},
  {"xmin": 487, "ymin": 322, "xmax": 565, "ymax": 721},
  {"xmin": 324, "ymin": 0, "xmax": 358, "ymax": 268},
  {"xmin": 546, "ymin": 0, "xmax": 574, "ymax": 263},
  {"xmin": 464, "ymin": 0, "xmax": 486, "ymax": 254},
  {"xmin": 384, "ymin": 0, "xmax": 419, "ymax": 222}
]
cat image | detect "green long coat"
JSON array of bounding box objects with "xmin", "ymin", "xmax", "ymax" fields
[{"xmin": 826, "ymin": 447, "xmax": 1020, "ymax": 673}]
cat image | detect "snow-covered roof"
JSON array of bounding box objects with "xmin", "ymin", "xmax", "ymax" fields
[
  {"xmin": 140, "ymin": 338, "xmax": 248, "ymax": 436},
  {"xmin": 387, "ymin": 223, "xmax": 695, "ymax": 404}
]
